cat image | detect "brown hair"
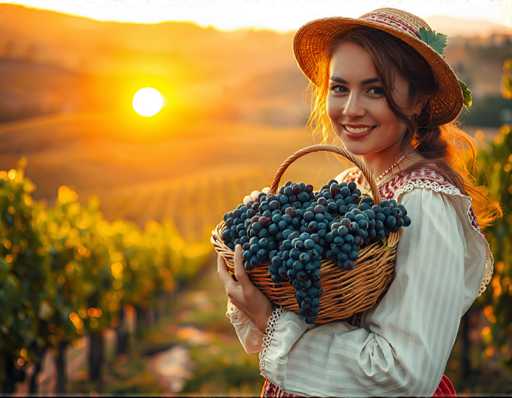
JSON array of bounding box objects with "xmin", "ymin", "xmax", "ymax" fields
[{"xmin": 307, "ymin": 27, "xmax": 501, "ymax": 230}]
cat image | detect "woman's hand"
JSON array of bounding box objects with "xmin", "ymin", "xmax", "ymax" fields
[{"xmin": 217, "ymin": 244, "xmax": 273, "ymax": 333}]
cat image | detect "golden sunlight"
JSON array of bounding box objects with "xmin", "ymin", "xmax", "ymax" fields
[{"xmin": 132, "ymin": 87, "xmax": 165, "ymax": 117}]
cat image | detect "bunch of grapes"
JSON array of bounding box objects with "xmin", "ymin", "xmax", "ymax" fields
[{"xmin": 221, "ymin": 179, "xmax": 411, "ymax": 324}]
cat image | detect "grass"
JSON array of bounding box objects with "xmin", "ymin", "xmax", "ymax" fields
[{"xmin": 182, "ymin": 333, "xmax": 261, "ymax": 396}]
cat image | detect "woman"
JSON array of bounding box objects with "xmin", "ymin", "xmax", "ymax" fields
[{"xmin": 217, "ymin": 7, "xmax": 501, "ymax": 396}]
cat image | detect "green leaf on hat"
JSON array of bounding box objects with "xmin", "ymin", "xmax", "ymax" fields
[
  {"xmin": 418, "ymin": 27, "xmax": 447, "ymax": 56},
  {"xmin": 459, "ymin": 80, "xmax": 473, "ymax": 109}
]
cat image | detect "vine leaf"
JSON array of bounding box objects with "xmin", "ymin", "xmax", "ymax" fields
[
  {"xmin": 459, "ymin": 80, "xmax": 473, "ymax": 109},
  {"xmin": 418, "ymin": 27, "xmax": 447, "ymax": 56}
]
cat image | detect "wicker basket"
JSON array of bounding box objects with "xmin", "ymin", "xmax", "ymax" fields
[{"xmin": 211, "ymin": 144, "xmax": 401, "ymax": 325}]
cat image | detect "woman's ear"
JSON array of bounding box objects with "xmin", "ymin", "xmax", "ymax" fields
[
  {"xmin": 411, "ymin": 96, "xmax": 421, "ymax": 114},
  {"xmin": 405, "ymin": 84, "xmax": 427, "ymax": 114},
  {"xmin": 410, "ymin": 96, "xmax": 428, "ymax": 119}
]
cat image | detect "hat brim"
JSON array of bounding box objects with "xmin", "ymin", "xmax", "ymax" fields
[{"xmin": 293, "ymin": 17, "xmax": 464, "ymax": 125}]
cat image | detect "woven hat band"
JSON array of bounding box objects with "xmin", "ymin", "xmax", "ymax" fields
[{"xmin": 360, "ymin": 9, "xmax": 430, "ymax": 39}]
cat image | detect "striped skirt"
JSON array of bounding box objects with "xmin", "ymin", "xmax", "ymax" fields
[{"xmin": 260, "ymin": 374, "xmax": 456, "ymax": 397}]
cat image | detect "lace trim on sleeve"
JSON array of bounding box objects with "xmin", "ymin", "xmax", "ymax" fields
[
  {"xmin": 394, "ymin": 179, "xmax": 460, "ymax": 199},
  {"xmin": 393, "ymin": 177, "xmax": 494, "ymax": 297},
  {"xmin": 226, "ymin": 299, "xmax": 250, "ymax": 325},
  {"xmin": 259, "ymin": 306, "xmax": 285, "ymax": 373}
]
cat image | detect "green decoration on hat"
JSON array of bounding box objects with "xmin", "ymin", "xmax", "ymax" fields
[
  {"xmin": 459, "ymin": 80, "xmax": 473, "ymax": 109},
  {"xmin": 418, "ymin": 27, "xmax": 447, "ymax": 56}
]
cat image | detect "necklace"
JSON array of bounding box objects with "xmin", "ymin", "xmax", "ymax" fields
[{"xmin": 374, "ymin": 152, "xmax": 410, "ymax": 184}]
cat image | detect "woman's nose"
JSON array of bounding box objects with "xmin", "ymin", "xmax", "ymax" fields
[{"xmin": 342, "ymin": 92, "xmax": 365, "ymax": 117}]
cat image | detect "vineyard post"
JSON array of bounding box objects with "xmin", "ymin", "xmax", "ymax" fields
[
  {"xmin": 115, "ymin": 305, "xmax": 129, "ymax": 356},
  {"xmin": 28, "ymin": 345, "xmax": 47, "ymax": 394},
  {"xmin": 87, "ymin": 330, "xmax": 105, "ymax": 387},
  {"xmin": 55, "ymin": 341, "xmax": 68, "ymax": 393},
  {"xmin": 134, "ymin": 305, "xmax": 146, "ymax": 339}
]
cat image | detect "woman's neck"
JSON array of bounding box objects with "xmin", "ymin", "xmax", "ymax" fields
[
  {"xmin": 357, "ymin": 147, "xmax": 425, "ymax": 186},
  {"xmin": 364, "ymin": 144, "xmax": 415, "ymax": 178}
]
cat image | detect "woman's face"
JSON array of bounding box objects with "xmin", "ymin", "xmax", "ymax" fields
[{"xmin": 327, "ymin": 41, "xmax": 419, "ymax": 159}]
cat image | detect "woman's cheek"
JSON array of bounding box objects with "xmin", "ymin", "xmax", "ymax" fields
[{"xmin": 327, "ymin": 97, "xmax": 343, "ymax": 125}]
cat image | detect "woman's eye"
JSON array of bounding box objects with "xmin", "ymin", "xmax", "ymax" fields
[
  {"xmin": 368, "ymin": 87, "xmax": 385, "ymax": 96},
  {"xmin": 330, "ymin": 85, "xmax": 347, "ymax": 94}
]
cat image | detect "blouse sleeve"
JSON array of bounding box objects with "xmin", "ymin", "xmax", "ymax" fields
[
  {"xmin": 225, "ymin": 298, "xmax": 264, "ymax": 354},
  {"xmin": 258, "ymin": 188, "xmax": 467, "ymax": 396}
]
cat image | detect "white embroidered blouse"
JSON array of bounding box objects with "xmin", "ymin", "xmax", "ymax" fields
[{"xmin": 225, "ymin": 166, "xmax": 494, "ymax": 396}]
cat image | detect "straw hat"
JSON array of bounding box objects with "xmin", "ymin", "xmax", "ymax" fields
[{"xmin": 293, "ymin": 7, "xmax": 470, "ymax": 126}]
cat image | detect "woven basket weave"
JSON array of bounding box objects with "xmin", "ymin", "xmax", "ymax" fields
[{"xmin": 211, "ymin": 144, "xmax": 400, "ymax": 325}]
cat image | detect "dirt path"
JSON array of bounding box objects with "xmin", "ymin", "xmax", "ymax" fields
[
  {"xmin": 15, "ymin": 330, "xmax": 117, "ymax": 395},
  {"xmin": 148, "ymin": 261, "xmax": 242, "ymax": 394}
]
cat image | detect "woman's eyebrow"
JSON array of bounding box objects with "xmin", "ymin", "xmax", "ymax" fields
[{"xmin": 329, "ymin": 76, "xmax": 381, "ymax": 85}]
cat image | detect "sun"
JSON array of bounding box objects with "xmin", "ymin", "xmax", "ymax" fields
[{"xmin": 132, "ymin": 87, "xmax": 165, "ymax": 117}]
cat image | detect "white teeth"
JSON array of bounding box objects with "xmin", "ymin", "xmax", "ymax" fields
[{"xmin": 344, "ymin": 126, "xmax": 374, "ymax": 134}]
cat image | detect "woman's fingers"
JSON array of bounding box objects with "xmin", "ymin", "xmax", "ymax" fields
[
  {"xmin": 217, "ymin": 254, "xmax": 235, "ymax": 289},
  {"xmin": 233, "ymin": 244, "xmax": 250, "ymax": 285}
]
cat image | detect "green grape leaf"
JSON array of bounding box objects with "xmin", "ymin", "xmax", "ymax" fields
[
  {"xmin": 459, "ymin": 80, "xmax": 473, "ymax": 109},
  {"xmin": 418, "ymin": 27, "xmax": 447, "ymax": 56}
]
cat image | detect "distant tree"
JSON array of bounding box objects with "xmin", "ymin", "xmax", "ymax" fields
[
  {"xmin": 502, "ymin": 60, "xmax": 512, "ymax": 100},
  {"xmin": 459, "ymin": 96, "xmax": 512, "ymax": 127}
]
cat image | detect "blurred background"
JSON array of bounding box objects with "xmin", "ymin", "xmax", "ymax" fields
[{"xmin": 0, "ymin": 0, "xmax": 511, "ymax": 395}]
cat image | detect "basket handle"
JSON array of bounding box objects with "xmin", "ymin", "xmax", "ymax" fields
[{"xmin": 270, "ymin": 144, "xmax": 381, "ymax": 204}]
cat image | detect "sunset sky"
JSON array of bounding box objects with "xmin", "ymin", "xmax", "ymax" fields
[{"xmin": 3, "ymin": 0, "xmax": 511, "ymax": 32}]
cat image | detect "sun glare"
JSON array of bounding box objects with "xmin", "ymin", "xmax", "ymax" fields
[{"xmin": 132, "ymin": 87, "xmax": 165, "ymax": 117}]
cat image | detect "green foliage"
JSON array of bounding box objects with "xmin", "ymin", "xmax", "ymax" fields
[
  {"xmin": 459, "ymin": 80, "xmax": 473, "ymax": 109},
  {"xmin": 476, "ymin": 59, "xmax": 512, "ymax": 369},
  {"xmin": 0, "ymin": 161, "xmax": 211, "ymax": 392},
  {"xmin": 418, "ymin": 27, "xmax": 447, "ymax": 56},
  {"xmin": 502, "ymin": 60, "xmax": 512, "ymax": 100},
  {"xmin": 0, "ymin": 161, "xmax": 48, "ymax": 387},
  {"xmin": 477, "ymin": 124, "xmax": 512, "ymax": 367}
]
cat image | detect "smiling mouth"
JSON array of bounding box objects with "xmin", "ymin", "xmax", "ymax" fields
[{"xmin": 342, "ymin": 125, "xmax": 376, "ymax": 136}]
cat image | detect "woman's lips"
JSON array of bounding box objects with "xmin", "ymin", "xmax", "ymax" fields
[{"xmin": 342, "ymin": 125, "xmax": 376, "ymax": 139}]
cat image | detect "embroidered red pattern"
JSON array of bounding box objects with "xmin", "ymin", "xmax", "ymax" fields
[
  {"xmin": 260, "ymin": 378, "xmax": 303, "ymax": 398},
  {"xmin": 345, "ymin": 166, "xmax": 448, "ymax": 198},
  {"xmin": 363, "ymin": 12, "xmax": 420, "ymax": 38},
  {"xmin": 343, "ymin": 166, "xmax": 481, "ymax": 232},
  {"xmin": 260, "ymin": 375, "xmax": 456, "ymax": 397}
]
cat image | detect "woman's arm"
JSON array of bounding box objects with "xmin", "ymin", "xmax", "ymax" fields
[
  {"xmin": 225, "ymin": 297, "xmax": 265, "ymax": 354},
  {"xmin": 259, "ymin": 188, "xmax": 466, "ymax": 396}
]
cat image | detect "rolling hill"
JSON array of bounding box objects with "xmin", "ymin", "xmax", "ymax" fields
[{"xmin": 0, "ymin": 4, "xmax": 506, "ymax": 237}]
